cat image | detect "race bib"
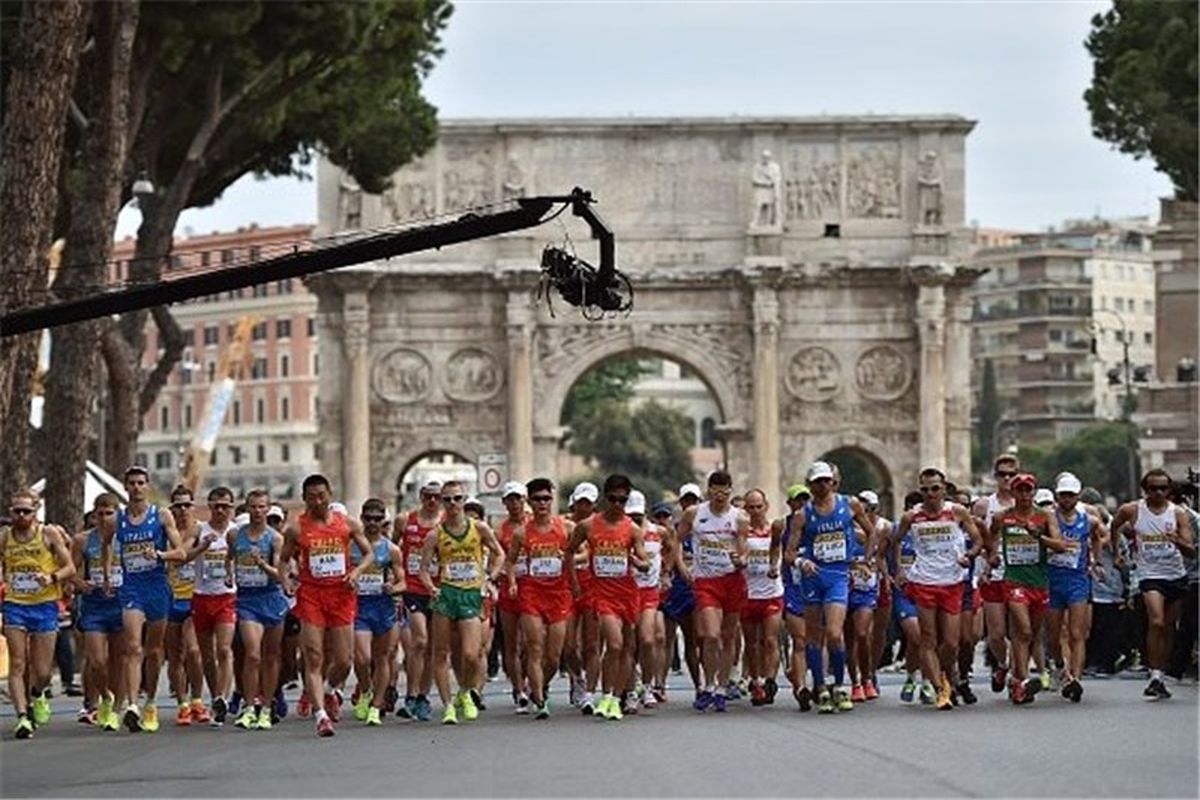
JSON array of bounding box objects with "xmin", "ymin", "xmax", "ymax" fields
[
  {"xmin": 812, "ymin": 534, "xmax": 846, "ymax": 563},
  {"xmin": 1141, "ymin": 535, "xmax": 1175, "ymax": 561},
  {"xmin": 202, "ymin": 551, "xmax": 227, "ymax": 581},
  {"xmin": 1006, "ymin": 539, "xmax": 1040, "ymax": 566},
  {"xmin": 916, "ymin": 525, "xmax": 957, "ymax": 557},
  {"xmin": 746, "ymin": 551, "xmax": 771, "ymax": 577},
  {"xmin": 446, "ymin": 559, "xmax": 480, "ymax": 584},
  {"xmin": 236, "ymin": 560, "xmax": 268, "ymax": 588},
  {"xmin": 357, "ymin": 571, "xmax": 385, "ymax": 595},
  {"xmin": 8, "ymin": 570, "xmax": 41, "ymax": 595},
  {"xmin": 1048, "ymin": 541, "xmax": 1081, "ymax": 570},
  {"xmin": 900, "ymin": 553, "xmax": 916, "ymax": 569},
  {"xmin": 176, "ymin": 562, "xmax": 194, "ymax": 583},
  {"xmin": 851, "ymin": 561, "xmax": 878, "ymax": 590},
  {"xmin": 698, "ymin": 540, "xmax": 732, "ymax": 572},
  {"xmin": 407, "ymin": 552, "xmax": 437, "ymax": 576},
  {"xmin": 593, "ymin": 553, "xmax": 628, "ymax": 578},
  {"xmin": 123, "ymin": 540, "xmax": 158, "ymax": 573},
  {"xmin": 529, "ymin": 555, "xmax": 563, "ymax": 578},
  {"xmin": 93, "ymin": 564, "xmax": 123, "ymax": 588},
  {"xmin": 311, "ymin": 551, "xmax": 346, "ymax": 578}
]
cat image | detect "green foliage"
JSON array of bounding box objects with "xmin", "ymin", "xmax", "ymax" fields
[
  {"xmin": 1018, "ymin": 422, "xmax": 1138, "ymax": 500},
  {"xmin": 561, "ymin": 359, "xmax": 650, "ymax": 426},
  {"xmin": 974, "ymin": 359, "xmax": 1001, "ymax": 473},
  {"xmin": 820, "ymin": 448, "xmax": 884, "ymax": 496},
  {"xmin": 1083, "ymin": 0, "xmax": 1198, "ymax": 200}
]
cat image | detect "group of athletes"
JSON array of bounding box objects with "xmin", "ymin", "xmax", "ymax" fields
[{"xmin": 0, "ymin": 453, "xmax": 1195, "ymax": 739}]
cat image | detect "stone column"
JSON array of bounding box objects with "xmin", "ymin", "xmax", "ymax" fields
[
  {"xmin": 506, "ymin": 292, "xmax": 535, "ymax": 481},
  {"xmin": 751, "ymin": 286, "xmax": 782, "ymax": 503},
  {"xmin": 915, "ymin": 272, "xmax": 948, "ymax": 469},
  {"xmin": 342, "ymin": 290, "xmax": 372, "ymax": 511},
  {"xmin": 943, "ymin": 284, "xmax": 974, "ymax": 482}
]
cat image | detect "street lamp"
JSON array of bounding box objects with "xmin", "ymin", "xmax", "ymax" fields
[
  {"xmin": 131, "ymin": 171, "xmax": 155, "ymax": 206},
  {"xmin": 1091, "ymin": 307, "xmax": 1138, "ymax": 499}
]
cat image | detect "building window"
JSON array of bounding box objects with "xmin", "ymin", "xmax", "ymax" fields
[
  {"xmin": 230, "ymin": 446, "xmax": 242, "ymax": 465},
  {"xmin": 281, "ymin": 443, "xmax": 290, "ymax": 463},
  {"xmin": 221, "ymin": 249, "xmax": 235, "ymax": 265},
  {"xmin": 313, "ymin": 354, "xmax": 319, "ymax": 376},
  {"xmin": 1144, "ymin": 331, "xmax": 1153, "ymax": 345},
  {"xmin": 257, "ymin": 444, "xmax": 265, "ymax": 464},
  {"xmin": 135, "ymin": 451, "xmax": 148, "ymax": 467},
  {"xmin": 201, "ymin": 251, "xmax": 211, "ymax": 267},
  {"xmin": 155, "ymin": 451, "xmax": 172, "ymax": 470},
  {"xmin": 700, "ymin": 417, "xmax": 717, "ymax": 448},
  {"xmin": 209, "ymin": 450, "xmax": 217, "ymax": 467},
  {"xmin": 184, "ymin": 405, "xmax": 193, "ymax": 428},
  {"xmin": 207, "ymin": 361, "xmax": 216, "ymax": 382},
  {"xmin": 1143, "ymin": 299, "xmax": 1153, "ymax": 314},
  {"xmin": 204, "ymin": 325, "xmax": 219, "ymax": 346},
  {"xmin": 277, "ymin": 279, "xmax": 293, "ymax": 295},
  {"xmin": 306, "ymin": 317, "xmax": 315, "ymax": 337},
  {"xmin": 249, "ymin": 245, "xmax": 261, "ymax": 263},
  {"xmin": 253, "ymin": 284, "xmax": 269, "ymax": 298},
  {"xmin": 160, "ymin": 406, "xmax": 169, "ymax": 430},
  {"xmin": 252, "ymin": 322, "xmax": 267, "ymax": 341},
  {"xmin": 314, "ymin": 442, "xmax": 323, "ymax": 461},
  {"xmin": 280, "ymin": 396, "xmax": 290, "ymax": 421},
  {"xmin": 276, "ymin": 319, "xmax": 291, "ymax": 340},
  {"xmin": 251, "ymin": 357, "xmax": 269, "ymax": 380},
  {"xmin": 232, "ymin": 401, "xmax": 241, "ymax": 426},
  {"xmin": 280, "ymin": 354, "xmax": 290, "ymax": 378},
  {"xmin": 256, "ymin": 398, "xmax": 265, "ymax": 423},
  {"xmin": 182, "ymin": 329, "xmax": 196, "ymax": 348},
  {"xmin": 1113, "ymin": 298, "xmax": 1124, "ymax": 311},
  {"xmin": 1049, "ymin": 329, "xmax": 1062, "ymax": 342}
]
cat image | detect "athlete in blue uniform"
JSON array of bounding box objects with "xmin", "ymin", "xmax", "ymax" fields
[
  {"xmin": 888, "ymin": 490, "xmax": 932, "ymax": 703},
  {"xmin": 663, "ymin": 484, "xmax": 703, "ymax": 699},
  {"xmin": 70, "ymin": 494, "xmax": 124, "ymax": 731},
  {"xmin": 777, "ymin": 484, "xmax": 810, "ymax": 710},
  {"xmin": 351, "ymin": 498, "xmax": 404, "ymax": 726}
]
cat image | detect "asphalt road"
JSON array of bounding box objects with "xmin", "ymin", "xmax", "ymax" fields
[{"xmin": 1, "ymin": 674, "xmax": 1196, "ymax": 798}]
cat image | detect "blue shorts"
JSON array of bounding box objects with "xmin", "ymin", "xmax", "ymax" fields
[
  {"xmin": 78, "ymin": 598, "xmax": 124, "ymax": 634},
  {"xmin": 237, "ymin": 591, "xmax": 289, "ymax": 628},
  {"xmin": 848, "ymin": 587, "xmax": 878, "ymax": 612},
  {"xmin": 3, "ymin": 600, "xmax": 59, "ymax": 633},
  {"xmin": 168, "ymin": 598, "xmax": 192, "ymax": 624},
  {"xmin": 355, "ymin": 596, "xmax": 398, "ymax": 636},
  {"xmin": 119, "ymin": 580, "xmax": 172, "ymax": 623},
  {"xmin": 801, "ymin": 567, "xmax": 850, "ymax": 607},
  {"xmin": 783, "ymin": 581, "xmax": 806, "ymax": 616},
  {"xmin": 1049, "ymin": 568, "xmax": 1091, "ymax": 610},
  {"xmin": 662, "ymin": 580, "xmax": 695, "ymax": 621},
  {"xmin": 961, "ymin": 583, "xmax": 976, "ymax": 613},
  {"xmin": 892, "ymin": 588, "xmax": 919, "ymax": 622}
]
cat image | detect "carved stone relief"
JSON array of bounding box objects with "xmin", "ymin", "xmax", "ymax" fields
[
  {"xmin": 854, "ymin": 345, "xmax": 911, "ymax": 400},
  {"xmin": 785, "ymin": 346, "xmax": 841, "ymax": 401},
  {"xmin": 783, "ymin": 142, "xmax": 841, "ymax": 220},
  {"xmin": 383, "ymin": 181, "xmax": 435, "ymax": 222},
  {"xmin": 443, "ymin": 348, "xmax": 503, "ymax": 402},
  {"xmin": 372, "ymin": 347, "xmax": 432, "ymax": 404},
  {"xmin": 443, "ymin": 142, "xmax": 494, "ymax": 210},
  {"xmin": 846, "ymin": 141, "xmax": 901, "ymax": 219}
]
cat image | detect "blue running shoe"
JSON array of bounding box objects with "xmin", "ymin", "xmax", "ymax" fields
[
  {"xmin": 712, "ymin": 693, "xmax": 728, "ymax": 713},
  {"xmin": 692, "ymin": 690, "xmax": 714, "ymax": 712}
]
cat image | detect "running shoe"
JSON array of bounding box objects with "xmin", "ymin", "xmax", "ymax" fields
[
  {"xmin": 1009, "ymin": 680, "xmax": 1026, "ymax": 705},
  {"xmin": 468, "ymin": 688, "xmax": 486, "ymax": 711},
  {"xmin": 415, "ymin": 695, "xmax": 433, "ymax": 722},
  {"xmin": 900, "ymin": 676, "xmax": 917, "ymax": 703},
  {"xmin": 190, "ymin": 700, "xmax": 212, "ymax": 725},
  {"xmin": 534, "ymin": 701, "xmax": 550, "ymax": 720},
  {"xmin": 228, "ymin": 691, "xmax": 243, "ymax": 718},
  {"xmin": 354, "ymin": 689, "xmax": 373, "ymax": 721},
  {"xmin": 750, "ymin": 681, "xmax": 767, "ymax": 706},
  {"xmin": 175, "ymin": 704, "xmax": 191, "ymax": 726},
  {"xmin": 211, "ymin": 696, "xmax": 228, "ymax": 727},
  {"xmin": 990, "ymin": 666, "xmax": 1008, "ymax": 694},
  {"xmin": 608, "ymin": 695, "xmax": 625, "ymax": 721},
  {"xmin": 919, "ymin": 682, "xmax": 936, "ymax": 705},
  {"xmin": 1145, "ymin": 678, "xmax": 1171, "ymax": 699},
  {"xmin": 515, "ymin": 694, "xmax": 530, "ymax": 715},
  {"xmin": 31, "ymin": 692, "xmax": 51, "ymax": 726},
  {"xmin": 957, "ymin": 680, "xmax": 978, "ymax": 705},
  {"xmin": 78, "ymin": 706, "xmax": 97, "ymax": 725},
  {"xmin": 142, "ymin": 704, "xmax": 160, "ymax": 732},
  {"xmin": 13, "ymin": 716, "xmax": 34, "ymax": 740},
  {"xmin": 442, "ymin": 704, "xmax": 458, "ymax": 725},
  {"xmin": 569, "ymin": 676, "xmax": 582, "ymax": 707},
  {"xmin": 581, "ymin": 693, "xmax": 597, "ymax": 715},
  {"xmin": 817, "ymin": 689, "xmax": 834, "ymax": 714},
  {"xmin": 273, "ymin": 687, "xmax": 288, "ymax": 721},
  {"xmin": 460, "ymin": 690, "xmax": 479, "ymax": 722},
  {"xmin": 835, "ymin": 687, "xmax": 854, "ymax": 712},
  {"xmin": 123, "ymin": 704, "xmax": 143, "ymax": 733},
  {"xmin": 765, "ymin": 677, "xmax": 779, "ymax": 704},
  {"xmin": 642, "ymin": 690, "xmax": 658, "ymax": 710},
  {"xmin": 1155, "ymin": 679, "xmax": 1172, "ymax": 699},
  {"xmin": 296, "ymin": 694, "xmax": 312, "ymax": 718},
  {"xmin": 384, "ymin": 685, "xmax": 399, "ymax": 713},
  {"xmin": 399, "ymin": 696, "xmax": 415, "ymax": 720},
  {"xmin": 1024, "ymin": 676, "xmax": 1043, "ymax": 698},
  {"xmin": 726, "ymin": 680, "xmax": 742, "ymax": 701},
  {"xmin": 257, "ymin": 707, "xmax": 273, "ymax": 730},
  {"xmin": 850, "ymin": 684, "xmax": 866, "ymax": 703},
  {"xmin": 324, "ymin": 691, "xmax": 342, "ymax": 723},
  {"xmin": 1062, "ymin": 678, "xmax": 1083, "ymax": 703},
  {"xmin": 864, "ymin": 680, "xmax": 879, "ymax": 701},
  {"xmin": 935, "ymin": 683, "xmax": 953, "ymax": 711},
  {"xmin": 234, "ymin": 707, "xmax": 257, "ymax": 729},
  {"xmin": 621, "ymin": 692, "xmax": 639, "ymax": 716},
  {"xmin": 652, "ymin": 684, "xmax": 667, "ymax": 704},
  {"xmin": 365, "ymin": 706, "xmax": 382, "ymax": 726},
  {"xmin": 316, "ymin": 715, "xmax": 336, "ymax": 737},
  {"xmin": 794, "ymin": 685, "xmax": 812, "ymax": 712},
  {"xmin": 692, "ymin": 690, "xmax": 714, "ymax": 712},
  {"xmin": 65, "ymin": 682, "xmax": 84, "ymax": 697}
]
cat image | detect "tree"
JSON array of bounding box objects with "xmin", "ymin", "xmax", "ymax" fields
[
  {"xmin": 1018, "ymin": 422, "xmax": 1139, "ymax": 501},
  {"xmin": 1084, "ymin": 0, "xmax": 1198, "ymax": 200},
  {"xmin": 974, "ymin": 358, "xmax": 1001, "ymax": 473},
  {"xmin": 561, "ymin": 359, "xmax": 649, "ymax": 425},
  {"xmin": 0, "ymin": 0, "xmax": 91, "ymax": 502}
]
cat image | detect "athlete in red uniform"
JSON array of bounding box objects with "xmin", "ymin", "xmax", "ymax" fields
[{"xmin": 496, "ymin": 482, "xmax": 530, "ymax": 713}]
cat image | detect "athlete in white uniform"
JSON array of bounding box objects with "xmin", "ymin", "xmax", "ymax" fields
[
  {"xmin": 972, "ymin": 454, "xmax": 1019, "ymax": 692},
  {"xmin": 190, "ymin": 487, "xmax": 239, "ymax": 726},
  {"xmin": 740, "ymin": 489, "xmax": 783, "ymax": 706}
]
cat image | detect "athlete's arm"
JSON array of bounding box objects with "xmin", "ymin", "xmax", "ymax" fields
[
  {"xmin": 157, "ymin": 510, "xmax": 187, "ymax": 562},
  {"xmin": 1108, "ymin": 503, "xmax": 1135, "ymax": 550},
  {"xmin": 848, "ymin": 497, "xmax": 875, "ymax": 552},
  {"xmin": 956, "ymin": 504, "xmax": 983, "ymax": 564},
  {"xmin": 223, "ymin": 529, "xmax": 237, "ymax": 588},
  {"xmin": 418, "ymin": 530, "xmax": 439, "ymax": 597},
  {"xmin": 385, "ymin": 541, "xmax": 405, "ymax": 594},
  {"xmin": 506, "ymin": 526, "xmax": 526, "ymax": 599},
  {"xmin": 1170, "ymin": 507, "xmax": 1197, "ymax": 558},
  {"xmin": 1088, "ymin": 513, "xmax": 1108, "ymax": 574},
  {"xmin": 629, "ymin": 523, "xmax": 650, "ymax": 572},
  {"xmin": 255, "ymin": 530, "xmax": 286, "ymax": 583},
  {"xmin": 39, "ymin": 524, "xmax": 75, "ymax": 586},
  {"xmin": 767, "ymin": 519, "xmax": 782, "ymax": 579},
  {"xmin": 1040, "ymin": 512, "xmax": 1067, "ymax": 552},
  {"xmin": 277, "ymin": 522, "xmax": 301, "ymax": 594},
  {"xmin": 892, "ymin": 512, "xmax": 913, "ymax": 584},
  {"xmin": 731, "ymin": 511, "xmax": 750, "ymax": 569},
  {"xmin": 69, "ymin": 532, "xmax": 91, "ymax": 593},
  {"xmin": 985, "ymin": 516, "xmax": 1002, "ymax": 566},
  {"xmin": 674, "ymin": 507, "xmax": 698, "ymax": 584},
  {"xmin": 477, "ymin": 521, "xmax": 506, "ymax": 583},
  {"xmin": 565, "ymin": 519, "xmax": 589, "ymax": 596},
  {"xmin": 346, "ymin": 518, "xmax": 374, "ymax": 585}
]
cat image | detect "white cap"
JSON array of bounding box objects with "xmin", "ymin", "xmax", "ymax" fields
[
  {"xmin": 857, "ymin": 490, "xmax": 880, "ymax": 507},
  {"xmin": 1055, "ymin": 473, "xmax": 1083, "ymax": 495},
  {"xmin": 678, "ymin": 482, "xmax": 702, "ymax": 500},
  {"xmin": 569, "ymin": 482, "xmax": 599, "ymax": 505},
  {"xmin": 234, "ymin": 512, "xmax": 250, "ymax": 528},
  {"xmin": 419, "ymin": 480, "xmax": 442, "ymax": 495},
  {"xmin": 267, "ymin": 505, "xmax": 284, "ymax": 520},
  {"xmin": 330, "ymin": 501, "xmax": 348, "ymax": 515},
  {"xmin": 502, "ymin": 480, "xmax": 527, "ymax": 499},
  {"xmin": 807, "ymin": 461, "xmax": 835, "ymax": 481},
  {"xmin": 1034, "ymin": 488, "xmax": 1054, "ymax": 506},
  {"xmin": 626, "ymin": 490, "xmax": 647, "ymax": 515}
]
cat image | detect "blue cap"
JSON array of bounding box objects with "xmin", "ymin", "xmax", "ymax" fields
[{"xmin": 651, "ymin": 502, "xmax": 673, "ymax": 517}]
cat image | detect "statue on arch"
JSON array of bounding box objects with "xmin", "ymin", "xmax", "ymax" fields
[
  {"xmin": 751, "ymin": 150, "xmax": 783, "ymax": 229},
  {"xmin": 917, "ymin": 150, "xmax": 944, "ymax": 226}
]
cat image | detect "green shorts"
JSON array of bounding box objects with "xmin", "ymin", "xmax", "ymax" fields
[{"xmin": 431, "ymin": 584, "xmax": 483, "ymax": 621}]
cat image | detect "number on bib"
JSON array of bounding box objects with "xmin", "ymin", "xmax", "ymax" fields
[
  {"xmin": 203, "ymin": 553, "xmax": 227, "ymax": 581},
  {"xmin": 1048, "ymin": 542, "xmax": 1081, "ymax": 570},
  {"xmin": 8, "ymin": 571, "xmax": 41, "ymax": 595},
  {"xmin": 812, "ymin": 534, "xmax": 846, "ymax": 563},
  {"xmin": 446, "ymin": 560, "xmax": 480, "ymax": 584},
  {"xmin": 593, "ymin": 553, "xmax": 628, "ymax": 578},
  {"xmin": 236, "ymin": 562, "xmax": 268, "ymax": 588},
  {"xmin": 124, "ymin": 541, "xmax": 158, "ymax": 573},
  {"xmin": 311, "ymin": 551, "xmax": 346, "ymax": 578},
  {"xmin": 1006, "ymin": 540, "xmax": 1040, "ymax": 566},
  {"xmin": 357, "ymin": 572, "xmax": 385, "ymax": 595},
  {"xmin": 529, "ymin": 556, "xmax": 562, "ymax": 578}
]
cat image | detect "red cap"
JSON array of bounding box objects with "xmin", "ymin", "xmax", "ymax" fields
[{"xmin": 1011, "ymin": 473, "xmax": 1037, "ymax": 491}]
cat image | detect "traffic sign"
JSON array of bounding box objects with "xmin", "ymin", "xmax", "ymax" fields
[{"xmin": 477, "ymin": 452, "xmax": 508, "ymax": 494}]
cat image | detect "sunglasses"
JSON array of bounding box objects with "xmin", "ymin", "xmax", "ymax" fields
[
  {"xmin": 442, "ymin": 495, "xmax": 466, "ymax": 504},
  {"xmin": 744, "ymin": 503, "xmax": 766, "ymax": 511},
  {"xmin": 995, "ymin": 470, "xmax": 1017, "ymax": 479},
  {"xmin": 606, "ymin": 494, "xmax": 629, "ymax": 505},
  {"xmin": 529, "ymin": 495, "xmax": 554, "ymax": 503},
  {"xmin": 96, "ymin": 509, "xmax": 117, "ymax": 517},
  {"xmin": 709, "ymin": 487, "xmax": 732, "ymax": 496},
  {"xmin": 1146, "ymin": 484, "xmax": 1171, "ymax": 492},
  {"xmin": 919, "ymin": 485, "xmax": 944, "ymax": 494},
  {"xmin": 811, "ymin": 477, "xmax": 834, "ymax": 485},
  {"xmin": 209, "ymin": 502, "xmax": 234, "ymax": 510},
  {"xmin": 363, "ymin": 514, "xmax": 386, "ymax": 523},
  {"xmin": 171, "ymin": 501, "xmax": 194, "ymax": 509},
  {"xmin": 10, "ymin": 507, "xmax": 35, "ymax": 515}
]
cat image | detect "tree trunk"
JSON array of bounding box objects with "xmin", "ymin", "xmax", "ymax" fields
[
  {"xmin": 43, "ymin": 0, "xmax": 140, "ymax": 529},
  {"xmin": 0, "ymin": 0, "xmax": 91, "ymax": 501}
]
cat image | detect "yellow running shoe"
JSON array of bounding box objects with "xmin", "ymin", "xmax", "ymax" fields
[
  {"xmin": 607, "ymin": 695, "xmax": 623, "ymax": 721},
  {"xmin": 234, "ymin": 708, "xmax": 257, "ymax": 729},
  {"xmin": 366, "ymin": 706, "xmax": 382, "ymax": 726},
  {"xmin": 460, "ymin": 690, "xmax": 478, "ymax": 722},
  {"xmin": 256, "ymin": 707, "xmax": 273, "ymax": 730},
  {"xmin": 442, "ymin": 704, "xmax": 458, "ymax": 725},
  {"xmin": 142, "ymin": 704, "xmax": 160, "ymax": 732},
  {"xmin": 31, "ymin": 692, "xmax": 51, "ymax": 726},
  {"xmin": 14, "ymin": 716, "xmax": 35, "ymax": 739},
  {"xmin": 353, "ymin": 690, "xmax": 372, "ymax": 722}
]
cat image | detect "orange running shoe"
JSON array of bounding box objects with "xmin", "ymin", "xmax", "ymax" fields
[
  {"xmin": 864, "ymin": 680, "xmax": 880, "ymax": 701},
  {"xmin": 850, "ymin": 684, "xmax": 866, "ymax": 703},
  {"xmin": 190, "ymin": 700, "xmax": 212, "ymax": 725},
  {"xmin": 176, "ymin": 704, "xmax": 192, "ymax": 726},
  {"xmin": 297, "ymin": 694, "xmax": 313, "ymax": 718}
]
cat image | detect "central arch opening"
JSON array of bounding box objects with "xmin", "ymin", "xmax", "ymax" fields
[
  {"xmin": 557, "ymin": 353, "xmax": 724, "ymax": 505},
  {"xmin": 817, "ymin": 446, "xmax": 894, "ymax": 518},
  {"xmin": 394, "ymin": 450, "xmax": 478, "ymax": 512}
]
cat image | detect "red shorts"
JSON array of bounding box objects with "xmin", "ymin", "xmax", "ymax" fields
[
  {"xmin": 694, "ymin": 573, "xmax": 747, "ymax": 614},
  {"xmin": 294, "ymin": 582, "xmax": 357, "ymax": 628},
  {"xmin": 191, "ymin": 593, "xmax": 236, "ymax": 633},
  {"xmin": 740, "ymin": 596, "xmax": 783, "ymax": 624},
  {"xmin": 979, "ymin": 580, "xmax": 1006, "ymax": 604},
  {"xmin": 637, "ymin": 587, "xmax": 660, "ymax": 613},
  {"xmin": 573, "ymin": 571, "xmax": 595, "ymax": 616},
  {"xmin": 877, "ymin": 579, "xmax": 892, "ymax": 609},
  {"xmin": 592, "ymin": 581, "xmax": 637, "ymax": 626},
  {"xmin": 1003, "ymin": 582, "xmax": 1049, "ymax": 614},
  {"xmin": 518, "ymin": 588, "xmax": 572, "ymax": 625},
  {"xmin": 497, "ymin": 589, "xmax": 521, "ymax": 617},
  {"xmin": 904, "ymin": 582, "xmax": 964, "ymax": 615}
]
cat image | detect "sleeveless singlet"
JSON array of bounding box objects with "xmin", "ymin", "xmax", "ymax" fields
[
  {"xmin": 3, "ymin": 525, "xmax": 61, "ymax": 605},
  {"xmin": 589, "ymin": 515, "xmax": 635, "ymax": 582},
  {"xmin": 352, "ymin": 537, "xmax": 394, "ymax": 597},
  {"xmin": 298, "ymin": 511, "xmax": 352, "ymax": 587},
  {"xmin": 233, "ymin": 526, "xmax": 278, "ymax": 593},
  {"xmin": 692, "ymin": 501, "xmax": 740, "ymax": 579},
  {"xmin": 635, "ymin": 524, "xmax": 664, "ymax": 590},
  {"xmin": 1133, "ymin": 500, "xmax": 1186, "ymax": 581},
  {"xmin": 117, "ymin": 505, "xmax": 168, "ymax": 585},
  {"xmin": 998, "ymin": 509, "xmax": 1049, "ymax": 589},
  {"xmin": 908, "ymin": 505, "xmax": 967, "ymax": 586},
  {"xmin": 1049, "ymin": 509, "xmax": 1091, "ymax": 572},
  {"xmin": 745, "ymin": 523, "xmax": 783, "ymax": 600},
  {"xmin": 400, "ymin": 511, "xmax": 440, "ymax": 594},
  {"xmin": 195, "ymin": 521, "xmax": 236, "ymax": 595},
  {"xmin": 436, "ymin": 519, "xmax": 485, "ymax": 590},
  {"xmin": 802, "ymin": 495, "xmax": 854, "ymax": 570},
  {"xmin": 520, "ymin": 516, "xmax": 569, "ymax": 591},
  {"xmin": 499, "ymin": 517, "xmax": 528, "ymax": 580}
]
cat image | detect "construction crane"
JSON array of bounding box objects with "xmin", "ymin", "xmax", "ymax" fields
[{"xmin": 179, "ymin": 315, "xmax": 257, "ymax": 494}]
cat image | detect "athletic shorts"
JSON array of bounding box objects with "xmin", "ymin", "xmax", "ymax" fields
[
  {"xmin": 355, "ymin": 596, "xmax": 398, "ymax": 636},
  {"xmin": 892, "ymin": 587, "xmax": 918, "ymax": 622},
  {"xmin": 497, "ymin": 589, "xmax": 521, "ymax": 617},
  {"xmin": 78, "ymin": 598, "xmax": 124, "ymax": 634},
  {"xmin": 402, "ymin": 591, "xmax": 432, "ymax": 617},
  {"xmin": 662, "ymin": 580, "xmax": 695, "ymax": 621},
  {"xmin": 904, "ymin": 582, "xmax": 963, "ymax": 615},
  {"xmin": 237, "ymin": 591, "xmax": 289, "ymax": 628},
  {"xmin": 3, "ymin": 600, "xmax": 60, "ymax": 634},
  {"xmin": 1138, "ymin": 577, "xmax": 1188, "ymax": 603},
  {"xmin": 1003, "ymin": 582, "xmax": 1049, "ymax": 614},
  {"xmin": 119, "ymin": 580, "xmax": 172, "ymax": 623},
  {"xmin": 849, "ymin": 586, "xmax": 879, "ymax": 612},
  {"xmin": 592, "ymin": 581, "xmax": 637, "ymax": 626},
  {"xmin": 801, "ymin": 567, "xmax": 850, "ymax": 607},
  {"xmin": 694, "ymin": 573, "xmax": 747, "ymax": 614},
  {"xmin": 431, "ymin": 584, "xmax": 483, "ymax": 622},
  {"xmin": 637, "ymin": 586, "xmax": 661, "ymax": 613},
  {"xmin": 783, "ymin": 581, "xmax": 805, "ymax": 616},
  {"xmin": 978, "ymin": 579, "xmax": 1006, "ymax": 604},
  {"xmin": 1048, "ymin": 568, "xmax": 1091, "ymax": 610},
  {"xmin": 167, "ymin": 598, "xmax": 193, "ymax": 624},
  {"xmin": 192, "ymin": 592, "xmax": 237, "ymax": 633},
  {"xmin": 518, "ymin": 588, "xmax": 573, "ymax": 625},
  {"xmin": 740, "ymin": 596, "xmax": 783, "ymax": 624},
  {"xmin": 295, "ymin": 582, "xmax": 357, "ymax": 628}
]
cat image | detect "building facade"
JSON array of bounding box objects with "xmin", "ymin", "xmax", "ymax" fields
[
  {"xmin": 969, "ymin": 220, "xmax": 1157, "ymax": 445},
  {"xmin": 114, "ymin": 225, "xmax": 322, "ymax": 499}
]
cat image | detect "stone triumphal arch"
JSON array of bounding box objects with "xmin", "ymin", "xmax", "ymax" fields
[{"xmin": 309, "ymin": 116, "xmax": 981, "ymax": 512}]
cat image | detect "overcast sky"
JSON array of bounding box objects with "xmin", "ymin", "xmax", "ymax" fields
[{"xmin": 115, "ymin": 0, "xmax": 1171, "ymax": 239}]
